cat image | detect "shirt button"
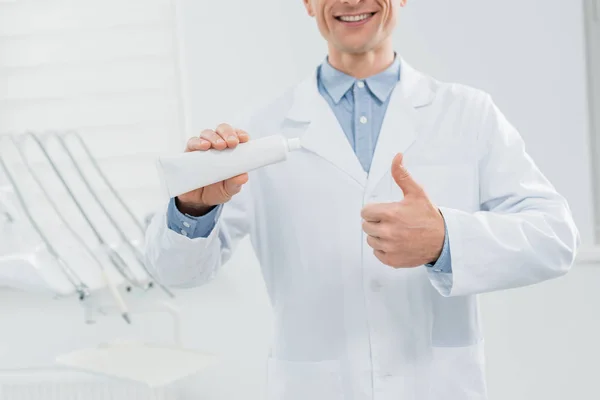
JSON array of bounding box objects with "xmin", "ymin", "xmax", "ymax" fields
[
  {"xmin": 183, "ymin": 222, "xmax": 191, "ymax": 228},
  {"xmin": 357, "ymin": 81, "xmax": 365, "ymax": 89},
  {"xmin": 360, "ymin": 116, "xmax": 368, "ymax": 124},
  {"xmin": 180, "ymin": 229, "xmax": 188, "ymax": 237}
]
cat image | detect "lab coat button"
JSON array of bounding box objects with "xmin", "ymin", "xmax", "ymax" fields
[
  {"xmin": 370, "ymin": 280, "xmax": 382, "ymax": 292},
  {"xmin": 380, "ymin": 373, "xmax": 394, "ymax": 381},
  {"xmin": 183, "ymin": 222, "xmax": 191, "ymax": 228},
  {"xmin": 180, "ymin": 229, "xmax": 188, "ymax": 236},
  {"xmin": 357, "ymin": 81, "xmax": 365, "ymax": 89},
  {"xmin": 360, "ymin": 116, "xmax": 368, "ymax": 124}
]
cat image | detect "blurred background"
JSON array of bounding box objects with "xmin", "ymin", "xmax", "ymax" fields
[{"xmin": 0, "ymin": 0, "xmax": 599, "ymax": 399}]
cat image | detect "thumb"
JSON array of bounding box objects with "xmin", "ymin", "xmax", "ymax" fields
[{"xmin": 391, "ymin": 153, "xmax": 424, "ymax": 198}]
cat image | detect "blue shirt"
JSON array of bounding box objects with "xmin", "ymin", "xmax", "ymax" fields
[
  {"xmin": 318, "ymin": 57, "xmax": 397, "ymax": 173},
  {"xmin": 166, "ymin": 56, "xmax": 452, "ymax": 274}
]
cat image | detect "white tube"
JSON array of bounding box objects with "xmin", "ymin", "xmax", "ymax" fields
[{"xmin": 156, "ymin": 135, "xmax": 302, "ymax": 199}]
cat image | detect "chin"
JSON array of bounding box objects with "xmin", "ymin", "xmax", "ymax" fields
[
  {"xmin": 332, "ymin": 34, "xmax": 380, "ymax": 54},
  {"xmin": 338, "ymin": 42, "xmax": 375, "ymax": 54}
]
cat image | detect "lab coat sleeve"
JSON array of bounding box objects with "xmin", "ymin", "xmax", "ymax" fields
[
  {"xmin": 435, "ymin": 94, "xmax": 580, "ymax": 297},
  {"xmin": 143, "ymin": 178, "xmax": 254, "ymax": 289}
]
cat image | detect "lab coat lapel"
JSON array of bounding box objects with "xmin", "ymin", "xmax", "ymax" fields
[
  {"xmin": 365, "ymin": 59, "xmax": 436, "ymax": 196},
  {"xmin": 285, "ymin": 71, "xmax": 368, "ymax": 188}
]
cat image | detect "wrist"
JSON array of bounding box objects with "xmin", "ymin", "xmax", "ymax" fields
[
  {"xmin": 428, "ymin": 247, "xmax": 443, "ymax": 266},
  {"xmin": 175, "ymin": 197, "xmax": 214, "ymax": 217},
  {"xmin": 431, "ymin": 209, "xmax": 446, "ymax": 262}
]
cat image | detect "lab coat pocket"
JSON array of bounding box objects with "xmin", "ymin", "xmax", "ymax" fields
[
  {"xmin": 428, "ymin": 343, "xmax": 487, "ymax": 400},
  {"xmin": 266, "ymin": 358, "xmax": 344, "ymax": 400},
  {"xmin": 431, "ymin": 294, "xmax": 482, "ymax": 347}
]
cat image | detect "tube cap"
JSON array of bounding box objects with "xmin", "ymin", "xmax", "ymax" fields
[{"xmin": 287, "ymin": 138, "xmax": 302, "ymax": 151}]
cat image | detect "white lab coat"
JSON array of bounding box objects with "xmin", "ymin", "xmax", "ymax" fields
[{"xmin": 144, "ymin": 59, "xmax": 579, "ymax": 400}]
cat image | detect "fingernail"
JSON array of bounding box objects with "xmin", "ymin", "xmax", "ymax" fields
[
  {"xmin": 228, "ymin": 135, "xmax": 237, "ymax": 141},
  {"xmin": 216, "ymin": 138, "xmax": 224, "ymax": 143}
]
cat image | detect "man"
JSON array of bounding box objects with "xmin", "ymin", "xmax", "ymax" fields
[{"xmin": 145, "ymin": 0, "xmax": 579, "ymax": 399}]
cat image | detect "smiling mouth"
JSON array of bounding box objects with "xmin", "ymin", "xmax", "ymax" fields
[{"xmin": 335, "ymin": 12, "xmax": 377, "ymax": 23}]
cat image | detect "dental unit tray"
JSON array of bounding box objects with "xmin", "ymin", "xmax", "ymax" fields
[
  {"xmin": 56, "ymin": 341, "xmax": 219, "ymax": 388},
  {"xmin": 55, "ymin": 300, "xmax": 219, "ymax": 388},
  {"xmin": 0, "ymin": 297, "xmax": 220, "ymax": 395}
]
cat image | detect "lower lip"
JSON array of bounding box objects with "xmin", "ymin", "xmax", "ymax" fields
[{"xmin": 336, "ymin": 13, "xmax": 375, "ymax": 27}]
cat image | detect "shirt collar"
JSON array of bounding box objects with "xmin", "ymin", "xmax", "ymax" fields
[{"xmin": 319, "ymin": 53, "xmax": 401, "ymax": 104}]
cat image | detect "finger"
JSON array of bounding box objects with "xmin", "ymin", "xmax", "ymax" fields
[
  {"xmin": 224, "ymin": 173, "xmax": 249, "ymax": 187},
  {"xmin": 374, "ymin": 249, "xmax": 399, "ymax": 268},
  {"xmin": 222, "ymin": 173, "xmax": 249, "ymax": 197},
  {"xmin": 236, "ymin": 129, "xmax": 250, "ymax": 143},
  {"xmin": 215, "ymin": 123, "xmax": 239, "ymax": 148},
  {"xmin": 366, "ymin": 235, "xmax": 385, "ymax": 251},
  {"xmin": 361, "ymin": 203, "xmax": 393, "ymax": 222},
  {"xmin": 362, "ymin": 220, "xmax": 384, "ymax": 238},
  {"xmin": 200, "ymin": 129, "xmax": 227, "ymax": 150},
  {"xmin": 373, "ymin": 249, "xmax": 389, "ymax": 265},
  {"xmin": 186, "ymin": 137, "xmax": 211, "ymax": 152},
  {"xmin": 391, "ymin": 153, "xmax": 425, "ymax": 198}
]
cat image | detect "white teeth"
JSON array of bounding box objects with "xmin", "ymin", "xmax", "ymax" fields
[{"xmin": 339, "ymin": 13, "xmax": 371, "ymax": 22}]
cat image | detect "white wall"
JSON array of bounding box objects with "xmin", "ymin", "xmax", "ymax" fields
[
  {"xmin": 0, "ymin": 0, "xmax": 219, "ymax": 396},
  {"xmin": 585, "ymin": 0, "xmax": 600, "ymax": 240},
  {"xmin": 0, "ymin": 0, "xmax": 184, "ymax": 270},
  {"xmin": 0, "ymin": 0, "xmax": 598, "ymax": 399}
]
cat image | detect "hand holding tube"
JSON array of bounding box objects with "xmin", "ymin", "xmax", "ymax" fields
[{"xmin": 176, "ymin": 123, "xmax": 250, "ymax": 217}]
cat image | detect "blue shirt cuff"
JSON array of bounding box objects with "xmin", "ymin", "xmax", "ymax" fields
[
  {"xmin": 166, "ymin": 198, "xmax": 221, "ymax": 239},
  {"xmin": 425, "ymin": 215, "xmax": 452, "ymax": 274}
]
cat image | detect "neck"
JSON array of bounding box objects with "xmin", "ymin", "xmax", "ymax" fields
[{"xmin": 327, "ymin": 41, "xmax": 395, "ymax": 79}]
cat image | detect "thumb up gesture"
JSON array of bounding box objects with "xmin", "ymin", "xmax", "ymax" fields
[{"xmin": 361, "ymin": 153, "xmax": 446, "ymax": 268}]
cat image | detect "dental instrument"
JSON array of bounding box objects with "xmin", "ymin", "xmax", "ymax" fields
[
  {"xmin": 0, "ymin": 154, "xmax": 90, "ymax": 301},
  {"xmin": 62, "ymin": 130, "xmax": 145, "ymax": 235},
  {"xmin": 3, "ymin": 134, "xmax": 131, "ymax": 324},
  {"xmin": 50, "ymin": 133, "xmax": 174, "ymax": 299},
  {"xmin": 20, "ymin": 132, "xmax": 143, "ymax": 291}
]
